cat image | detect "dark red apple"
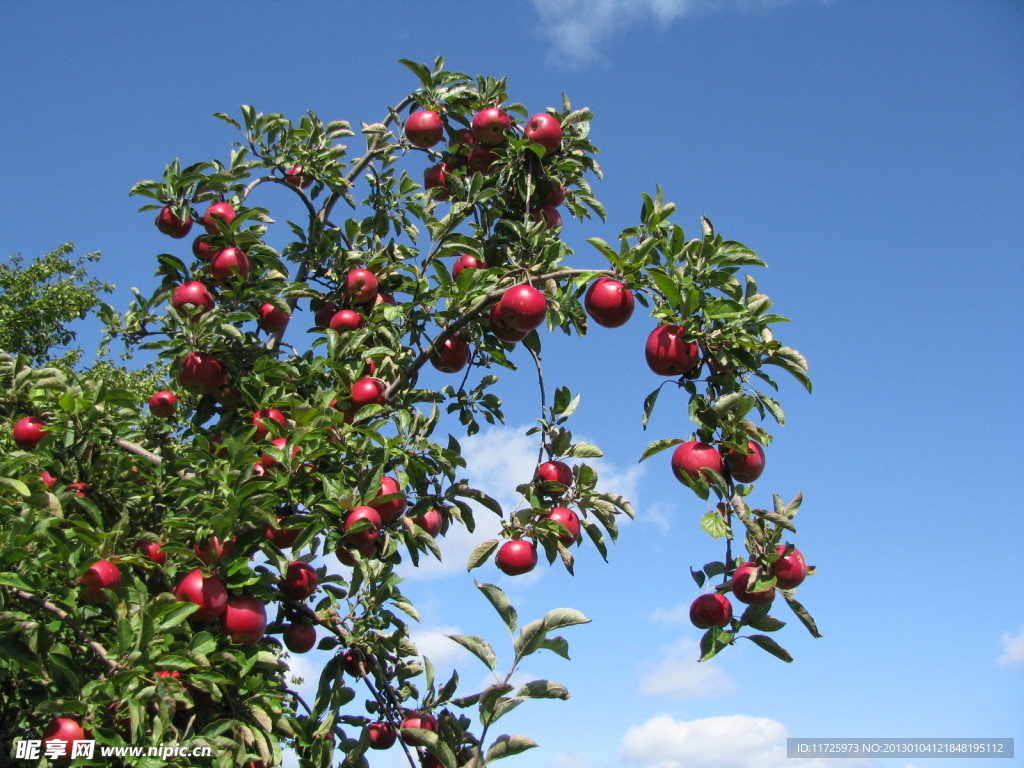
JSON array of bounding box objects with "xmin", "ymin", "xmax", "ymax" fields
[
  {"xmin": 725, "ymin": 441, "xmax": 766, "ymax": 484},
  {"xmin": 689, "ymin": 593, "xmax": 733, "ymax": 629},
  {"xmin": 368, "ymin": 721, "xmax": 398, "ymax": 750},
  {"xmin": 413, "ymin": 508, "xmax": 443, "ymax": 537},
  {"xmin": 405, "ymin": 110, "xmax": 444, "ymax": 149},
  {"xmin": 351, "ymin": 378, "xmax": 387, "ymax": 411},
  {"xmin": 193, "ymin": 535, "xmax": 236, "ymax": 565},
  {"xmin": 135, "ymin": 540, "xmax": 167, "ymax": 566},
  {"xmin": 251, "ymin": 408, "xmax": 287, "ymax": 440},
  {"xmin": 497, "ymin": 284, "xmax": 547, "ymax": 331},
  {"xmin": 13, "ymin": 416, "xmax": 47, "ymax": 449},
  {"xmin": 280, "ymin": 561, "xmax": 318, "ymax": 600},
  {"xmin": 156, "ymin": 205, "xmax": 193, "ymax": 238},
  {"xmin": 264, "ymin": 512, "xmax": 301, "ymax": 549},
  {"xmin": 495, "ymin": 540, "xmax": 538, "ymax": 576},
  {"xmin": 584, "ymin": 277, "xmax": 634, "ymax": 328},
  {"xmin": 731, "ymin": 562, "xmax": 776, "ymax": 606},
  {"xmin": 258, "ymin": 437, "xmax": 299, "ymax": 469},
  {"xmin": 283, "ymin": 622, "xmax": 316, "ymax": 653},
  {"xmin": 489, "ymin": 303, "xmax": 529, "ymax": 342},
  {"xmin": 370, "ymin": 475, "xmax": 407, "ymax": 523},
  {"xmin": 171, "ymin": 281, "xmax": 215, "ymax": 319},
  {"xmin": 202, "ymin": 202, "xmax": 237, "ymax": 235},
  {"xmin": 222, "ymin": 594, "xmax": 267, "ymax": 645},
  {"xmin": 42, "ymin": 717, "xmax": 87, "ymax": 764},
  {"xmin": 329, "ymin": 309, "xmax": 362, "ymax": 333},
  {"xmin": 346, "ymin": 268, "xmax": 379, "ymax": 304},
  {"xmin": 40, "ymin": 470, "xmax": 57, "ymax": 489},
  {"xmin": 258, "ymin": 303, "xmax": 290, "ymax": 334},
  {"xmin": 344, "ymin": 506, "xmax": 382, "ymax": 547},
  {"xmin": 645, "ymin": 325, "xmax": 700, "ymax": 376},
  {"xmin": 148, "ymin": 390, "xmax": 178, "ymax": 419},
  {"xmin": 430, "ymin": 335, "xmax": 470, "ymax": 373},
  {"xmin": 400, "ymin": 712, "xmax": 438, "ymax": 746},
  {"xmin": 80, "ymin": 560, "xmax": 121, "ymax": 604},
  {"xmin": 537, "ymin": 460, "xmax": 573, "ymax": 496},
  {"xmin": 313, "ymin": 301, "xmax": 338, "ymax": 329},
  {"xmin": 472, "ymin": 107, "xmax": 511, "ymax": 145},
  {"xmin": 285, "ymin": 165, "xmax": 312, "ymax": 189},
  {"xmin": 467, "ymin": 145, "xmax": 497, "ymax": 173},
  {"xmin": 524, "ymin": 113, "xmax": 562, "ymax": 154},
  {"xmin": 211, "ymin": 247, "xmax": 250, "ymax": 285},
  {"xmin": 671, "ymin": 441, "xmax": 723, "ymax": 484},
  {"xmin": 452, "ymin": 254, "xmax": 485, "ymax": 278},
  {"xmin": 544, "ymin": 506, "xmax": 580, "ymax": 545},
  {"xmin": 530, "ymin": 205, "xmax": 562, "ymax": 229},
  {"xmin": 178, "ymin": 352, "xmax": 226, "ymax": 395},
  {"xmin": 541, "ymin": 181, "xmax": 566, "ymax": 207},
  {"xmin": 771, "ymin": 545, "xmax": 808, "ymax": 589},
  {"xmin": 192, "ymin": 235, "xmax": 216, "ymax": 261},
  {"xmin": 174, "ymin": 568, "xmax": 228, "ymax": 621},
  {"xmin": 423, "ymin": 163, "xmax": 450, "ymax": 200}
]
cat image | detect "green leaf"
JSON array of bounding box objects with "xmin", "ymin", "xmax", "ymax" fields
[
  {"xmin": 445, "ymin": 634, "xmax": 497, "ymax": 671},
  {"xmin": 746, "ymin": 634, "xmax": 793, "ymax": 662},
  {"xmin": 565, "ymin": 442, "xmax": 603, "ymax": 458},
  {"xmin": 466, "ymin": 539, "xmax": 499, "ymax": 571},
  {"xmin": 543, "ymin": 607, "xmax": 590, "ymax": 631},
  {"xmin": 699, "ymin": 627, "xmax": 732, "ymax": 661},
  {"xmin": 704, "ymin": 299, "xmax": 745, "ymax": 318},
  {"xmin": 516, "ymin": 679, "xmax": 570, "ymax": 700},
  {"xmin": 476, "ymin": 581, "xmax": 518, "ymax": 635},
  {"xmin": 513, "ymin": 618, "xmax": 545, "ymax": 658},
  {"xmin": 0, "ymin": 477, "xmax": 31, "ymax": 497},
  {"xmin": 700, "ymin": 511, "xmax": 729, "ymax": 539},
  {"xmin": 639, "ymin": 437, "xmax": 681, "ymax": 463},
  {"xmin": 485, "ymin": 734, "xmax": 539, "ymax": 762},
  {"xmin": 154, "ymin": 601, "xmax": 198, "ymax": 633},
  {"xmin": 782, "ymin": 593, "xmax": 822, "ymax": 638}
]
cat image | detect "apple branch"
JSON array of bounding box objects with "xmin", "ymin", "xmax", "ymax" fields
[
  {"xmin": 526, "ymin": 345, "xmax": 549, "ymax": 470},
  {"xmin": 9, "ymin": 588, "xmax": 121, "ymax": 674}
]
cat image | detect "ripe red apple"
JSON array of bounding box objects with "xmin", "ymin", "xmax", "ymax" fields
[
  {"xmin": 423, "ymin": 162, "xmax": 450, "ymax": 200},
  {"xmin": 413, "ymin": 508, "xmax": 443, "ymax": 537},
  {"xmin": 251, "ymin": 408, "xmax": 287, "ymax": 440},
  {"xmin": 211, "ymin": 247, "xmax": 250, "ymax": 285},
  {"xmin": 171, "ymin": 281, "xmax": 215, "ymax": 319},
  {"xmin": 313, "ymin": 301, "xmax": 338, "ymax": 329},
  {"xmin": 342, "ymin": 647, "xmax": 369, "ymax": 676},
  {"xmin": 80, "ymin": 560, "xmax": 121, "ymax": 604},
  {"xmin": 489, "ymin": 303, "xmax": 529, "ymax": 342},
  {"xmin": 375, "ymin": 291, "xmax": 397, "ymax": 307},
  {"xmin": 370, "ymin": 475, "xmax": 407, "ymax": 523},
  {"xmin": 495, "ymin": 540, "xmax": 538, "ymax": 576},
  {"xmin": 541, "ymin": 181, "xmax": 566, "ymax": 207},
  {"xmin": 452, "ymin": 254, "xmax": 485, "ymax": 278},
  {"xmin": 671, "ymin": 441, "xmax": 724, "ymax": 484},
  {"xmin": 772, "ymin": 545, "xmax": 808, "ymax": 589},
  {"xmin": 530, "ymin": 205, "xmax": 562, "ymax": 229},
  {"xmin": 731, "ymin": 562, "xmax": 776, "ymax": 606},
  {"xmin": 497, "ymin": 284, "xmax": 547, "ymax": 331},
  {"xmin": 400, "ymin": 712, "xmax": 438, "ymax": 746},
  {"xmin": 430, "ymin": 335, "xmax": 471, "ymax": 373},
  {"xmin": 202, "ymin": 202, "xmax": 237, "ymax": 234},
  {"xmin": 368, "ymin": 721, "xmax": 398, "ymax": 750},
  {"xmin": 351, "ymin": 378, "xmax": 387, "ymax": 411},
  {"xmin": 524, "ymin": 113, "xmax": 563, "ymax": 154},
  {"xmin": 472, "ymin": 107, "xmax": 511, "ymax": 145},
  {"xmin": 537, "ymin": 460, "xmax": 573, "ymax": 496},
  {"xmin": 135, "ymin": 540, "xmax": 167, "ymax": 565},
  {"xmin": 467, "ymin": 145, "xmax": 497, "ymax": 174},
  {"xmin": 405, "ymin": 109, "xmax": 444, "ymax": 149},
  {"xmin": 725, "ymin": 441, "xmax": 766, "ymax": 484},
  {"xmin": 689, "ymin": 593, "xmax": 733, "ymax": 629},
  {"xmin": 264, "ymin": 512, "xmax": 301, "ymax": 549},
  {"xmin": 68, "ymin": 481, "xmax": 88, "ymax": 498},
  {"xmin": 222, "ymin": 594, "xmax": 267, "ymax": 645},
  {"xmin": 258, "ymin": 303, "xmax": 290, "ymax": 334},
  {"xmin": 148, "ymin": 390, "xmax": 178, "ymax": 419},
  {"xmin": 646, "ymin": 325, "xmax": 700, "ymax": 376},
  {"xmin": 283, "ymin": 622, "xmax": 317, "ymax": 653},
  {"xmin": 178, "ymin": 352, "xmax": 226, "ymax": 395},
  {"xmin": 40, "ymin": 470, "xmax": 57, "ymax": 489},
  {"xmin": 258, "ymin": 437, "xmax": 299, "ymax": 469},
  {"xmin": 584, "ymin": 277, "xmax": 634, "ymax": 328},
  {"xmin": 544, "ymin": 506, "xmax": 581, "ymax": 545},
  {"xmin": 280, "ymin": 561, "xmax": 318, "ymax": 600},
  {"xmin": 344, "ymin": 506, "xmax": 382, "ymax": 547},
  {"xmin": 13, "ymin": 416, "xmax": 47, "ymax": 449},
  {"xmin": 346, "ymin": 268, "xmax": 379, "ymax": 305},
  {"xmin": 329, "ymin": 309, "xmax": 362, "ymax": 333},
  {"xmin": 156, "ymin": 205, "xmax": 193, "ymax": 238},
  {"xmin": 174, "ymin": 568, "xmax": 228, "ymax": 621},
  {"xmin": 192, "ymin": 235, "xmax": 216, "ymax": 261},
  {"xmin": 285, "ymin": 164, "xmax": 312, "ymax": 189},
  {"xmin": 193, "ymin": 535, "xmax": 236, "ymax": 565},
  {"xmin": 42, "ymin": 717, "xmax": 87, "ymax": 763}
]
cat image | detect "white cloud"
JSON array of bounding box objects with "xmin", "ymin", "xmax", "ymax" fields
[
  {"xmin": 998, "ymin": 624, "xmax": 1024, "ymax": 666},
  {"xmin": 638, "ymin": 638, "xmax": 736, "ymax": 699},
  {"xmin": 531, "ymin": 0, "xmax": 831, "ymax": 66},
  {"xmin": 411, "ymin": 626, "xmax": 472, "ymax": 667},
  {"xmin": 651, "ymin": 603, "xmax": 690, "ymax": 624},
  {"xmin": 552, "ymin": 753, "xmax": 591, "ymax": 768},
  {"xmin": 620, "ymin": 713, "xmax": 876, "ymax": 768}
]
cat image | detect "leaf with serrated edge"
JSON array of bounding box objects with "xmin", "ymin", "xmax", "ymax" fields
[
  {"xmin": 475, "ymin": 581, "xmax": 518, "ymax": 635},
  {"xmin": 486, "ymin": 734, "xmax": 540, "ymax": 762}
]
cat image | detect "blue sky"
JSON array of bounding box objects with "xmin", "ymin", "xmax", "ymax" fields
[{"xmin": 2, "ymin": 1, "xmax": 1023, "ymax": 767}]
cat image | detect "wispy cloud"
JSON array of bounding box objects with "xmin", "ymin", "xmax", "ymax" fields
[
  {"xmin": 638, "ymin": 637, "xmax": 736, "ymax": 699},
  {"xmin": 998, "ymin": 624, "xmax": 1024, "ymax": 666},
  {"xmin": 531, "ymin": 0, "xmax": 832, "ymax": 66}
]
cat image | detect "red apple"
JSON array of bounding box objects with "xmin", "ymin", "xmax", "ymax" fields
[
  {"xmin": 215, "ymin": 385, "xmax": 242, "ymax": 409},
  {"xmin": 222, "ymin": 594, "xmax": 267, "ymax": 645},
  {"xmin": 772, "ymin": 545, "xmax": 808, "ymax": 589},
  {"xmin": 211, "ymin": 247, "xmax": 250, "ymax": 285},
  {"xmin": 689, "ymin": 593, "xmax": 733, "ymax": 629},
  {"xmin": 192, "ymin": 235, "xmax": 216, "ymax": 261},
  {"xmin": 495, "ymin": 540, "xmax": 538, "ymax": 576},
  {"xmin": 452, "ymin": 254, "xmax": 485, "ymax": 278},
  {"xmin": 430, "ymin": 335, "xmax": 470, "ymax": 373},
  {"xmin": 202, "ymin": 202, "xmax": 237, "ymax": 235},
  {"xmin": 178, "ymin": 352, "xmax": 226, "ymax": 395},
  {"xmin": 42, "ymin": 717, "xmax": 87, "ymax": 764},
  {"xmin": 342, "ymin": 648, "xmax": 369, "ymax": 676},
  {"xmin": 351, "ymin": 378, "xmax": 387, "ymax": 411},
  {"xmin": 370, "ymin": 475, "xmax": 407, "ymax": 523},
  {"xmin": 731, "ymin": 562, "xmax": 776, "ymax": 606},
  {"xmin": 346, "ymin": 268, "xmax": 379, "ymax": 304},
  {"xmin": 489, "ymin": 303, "xmax": 529, "ymax": 342},
  {"xmin": 156, "ymin": 206, "xmax": 193, "ymax": 238},
  {"xmin": 13, "ymin": 416, "xmax": 47, "ymax": 449},
  {"xmin": 135, "ymin": 540, "xmax": 167, "ymax": 566},
  {"xmin": 423, "ymin": 162, "xmax": 450, "ymax": 200},
  {"xmin": 280, "ymin": 561, "xmax": 318, "ymax": 600},
  {"xmin": 264, "ymin": 512, "xmax": 301, "ymax": 549},
  {"xmin": 671, "ymin": 441, "xmax": 723, "ymax": 484},
  {"xmin": 467, "ymin": 145, "xmax": 497, "ymax": 174},
  {"xmin": 251, "ymin": 408, "xmax": 287, "ymax": 440},
  {"xmin": 80, "ymin": 560, "xmax": 121, "ymax": 604},
  {"xmin": 313, "ymin": 301, "xmax": 338, "ymax": 329},
  {"xmin": 258, "ymin": 437, "xmax": 299, "ymax": 469},
  {"xmin": 497, "ymin": 284, "xmax": 547, "ymax": 331},
  {"xmin": 413, "ymin": 508, "xmax": 443, "ymax": 537},
  {"xmin": 537, "ymin": 460, "xmax": 573, "ymax": 496},
  {"xmin": 175, "ymin": 569, "xmax": 228, "ymax": 621},
  {"xmin": 725, "ymin": 441, "xmax": 766, "ymax": 484},
  {"xmin": 530, "ymin": 205, "xmax": 562, "ymax": 229},
  {"xmin": 344, "ymin": 506, "xmax": 382, "ymax": 547},
  {"xmin": 541, "ymin": 181, "xmax": 566, "ymax": 207},
  {"xmin": 646, "ymin": 325, "xmax": 700, "ymax": 376},
  {"xmin": 405, "ymin": 109, "xmax": 444, "ymax": 149},
  {"xmin": 472, "ymin": 107, "xmax": 511, "ymax": 145},
  {"xmin": 40, "ymin": 470, "xmax": 57, "ymax": 489},
  {"xmin": 285, "ymin": 164, "xmax": 312, "ymax": 189},
  {"xmin": 68, "ymin": 482, "xmax": 88, "ymax": 498},
  {"xmin": 171, "ymin": 281, "xmax": 215, "ymax": 319},
  {"xmin": 524, "ymin": 113, "xmax": 562, "ymax": 154},
  {"xmin": 193, "ymin": 535, "xmax": 236, "ymax": 565},
  {"xmin": 257, "ymin": 303, "xmax": 290, "ymax": 334},
  {"xmin": 148, "ymin": 390, "xmax": 178, "ymax": 419},
  {"xmin": 544, "ymin": 506, "xmax": 581, "ymax": 545},
  {"xmin": 368, "ymin": 721, "xmax": 398, "ymax": 750},
  {"xmin": 584, "ymin": 277, "xmax": 634, "ymax": 328},
  {"xmin": 400, "ymin": 712, "xmax": 438, "ymax": 747},
  {"xmin": 329, "ymin": 309, "xmax": 362, "ymax": 333},
  {"xmin": 283, "ymin": 622, "xmax": 317, "ymax": 653}
]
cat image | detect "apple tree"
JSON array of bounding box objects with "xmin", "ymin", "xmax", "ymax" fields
[{"xmin": 0, "ymin": 58, "xmax": 817, "ymax": 767}]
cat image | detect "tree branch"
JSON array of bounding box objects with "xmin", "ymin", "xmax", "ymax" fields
[{"xmin": 10, "ymin": 588, "xmax": 121, "ymax": 674}]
